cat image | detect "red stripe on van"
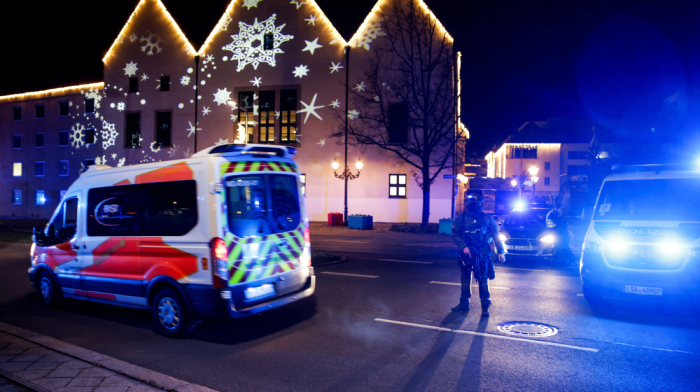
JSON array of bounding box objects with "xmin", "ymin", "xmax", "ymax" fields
[{"xmin": 135, "ymin": 162, "xmax": 193, "ymax": 184}]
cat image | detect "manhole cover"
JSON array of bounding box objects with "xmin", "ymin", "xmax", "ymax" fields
[{"xmin": 497, "ymin": 321, "xmax": 558, "ymax": 337}]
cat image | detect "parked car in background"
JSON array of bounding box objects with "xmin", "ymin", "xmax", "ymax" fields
[{"xmin": 499, "ymin": 208, "xmax": 562, "ymax": 259}]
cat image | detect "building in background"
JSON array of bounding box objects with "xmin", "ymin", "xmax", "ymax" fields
[{"xmin": 0, "ymin": 0, "xmax": 461, "ymax": 223}]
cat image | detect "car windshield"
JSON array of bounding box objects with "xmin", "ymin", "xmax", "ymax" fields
[
  {"xmin": 225, "ymin": 173, "xmax": 301, "ymax": 237},
  {"xmin": 505, "ymin": 210, "xmax": 546, "ymax": 229},
  {"xmin": 594, "ymin": 178, "xmax": 700, "ymax": 221}
]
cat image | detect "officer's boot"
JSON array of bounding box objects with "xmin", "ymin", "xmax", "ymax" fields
[
  {"xmin": 481, "ymin": 301, "xmax": 490, "ymax": 317},
  {"xmin": 451, "ymin": 299, "xmax": 469, "ymax": 312}
]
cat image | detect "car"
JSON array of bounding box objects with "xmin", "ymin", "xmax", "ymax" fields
[
  {"xmin": 29, "ymin": 144, "xmax": 315, "ymax": 336},
  {"xmin": 499, "ymin": 208, "xmax": 562, "ymax": 259}
]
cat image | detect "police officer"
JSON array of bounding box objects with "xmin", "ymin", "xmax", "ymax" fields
[
  {"xmin": 546, "ymin": 206, "xmax": 575, "ymax": 265},
  {"xmin": 451, "ymin": 191, "xmax": 505, "ymax": 317}
]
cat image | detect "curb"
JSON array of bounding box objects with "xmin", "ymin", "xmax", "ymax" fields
[
  {"xmin": 0, "ymin": 367, "xmax": 52, "ymax": 392},
  {"xmin": 0, "ymin": 321, "xmax": 217, "ymax": 392}
]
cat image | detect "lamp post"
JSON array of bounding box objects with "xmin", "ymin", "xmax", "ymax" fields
[
  {"xmin": 529, "ymin": 166, "xmax": 539, "ymax": 202},
  {"xmin": 332, "ymin": 158, "xmax": 363, "ymax": 225}
]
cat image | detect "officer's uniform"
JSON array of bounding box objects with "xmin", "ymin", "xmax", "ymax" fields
[{"xmin": 451, "ymin": 207, "xmax": 504, "ymax": 316}]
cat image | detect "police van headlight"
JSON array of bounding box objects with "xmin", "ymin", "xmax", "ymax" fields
[
  {"xmin": 499, "ymin": 234, "xmax": 507, "ymax": 242},
  {"xmin": 540, "ymin": 234, "xmax": 555, "ymax": 244},
  {"xmin": 605, "ymin": 238, "xmax": 629, "ymax": 255},
  {"xmin": 656, "ymin": 240, "xmax": 687, "ymax": 258}
]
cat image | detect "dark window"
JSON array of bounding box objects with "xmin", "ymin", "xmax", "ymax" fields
[
  {"xmin": 59, "ymin": 160, "xmax": 69, "ymax": 177},
  {"xmin": 85, "ymin": 98, "xmax": 95, "ymax": 113},
  {"xmin": 35, "ymin": 133, "xmax": 45, "ymax": 148},
  {"xmin": 389, "ymin": 103, "xmax": 408, "ymax": 144},
  {"xmin": 129, "ymin": 77, "xmax": 138, "ymax": 93},
  {"xmin": 125, "ymin": 112, "xmax": 141, "ymax": 148},
  {"xmin": 280, "ymin": 90, "xmax": 297, "ymax": 143},
  {"xmin": 85, "ymin": 128, "xmax": 96, "ymax": 145},
  {"xmin": 58, "ymin": 131, "xmax": 69, "ymax": 147},
  {"xmin": 156, "ymin": 111, "xmax": 172, "ymax": 147},
  {"xmin": 13, "ymin": 107, "xmax": 21, "ymax": 121},
  {"xmin": 544, "ymin": 162, "xmax": 551, "ymax": 170},
  {"xmin": 160, "ymin": 75, "xmax": 170, "ymax": 92},
  {"xmin": 509, "ymin": 146, "xmax": 537, "ymax": 159},
  {"xmin": 568, "ymin": 165, "xmax": 586, "ymax": 176},
  {"xmin": 51, "ymin": 197, "xmax": 78, "ymax": 240},
  {"xmin": 35, "ymin": 104, "xmax": 45, "ymax": 119},
  {"xmin": 568, "ymin": 150, "xmax": 587, "ymax": 160},
  {"xmin": 544, "ymin": 177, "xmax": 550, "ymax": 186},
  {"xmin": 84, "ymin": 159, "xmax": 95, "ymax": 169},
  {"xmin": 259, "ymin": 91, "xmax": 275, "ymax": 143},
  {"xmin": 12, "ymin": 134, "xmax": 21, "ymax": 149},
  {"xmin": 389, "ymin": 174, "xmax": 407, "ymax": 198},
  {"xmin": 264, "ymin": 34, "xmax": 274, "ymax": 50},
  {"xmin": 239, "ymin": 91, "xmax": 255, "ymax": 143},
  {"xmin": 35, "ymin": 161, "xmax": 45, "ymax": 177},
  {"xmin": 87, "ymin": 180, "xmax": 198, "ymax": 237},
  {"xmin": 12, "ymin": 190, "xmax": 21, "ymax": 206},
  {"xmin": 59, "ymin": 101, "xmax": 69, "ymax": 116}
]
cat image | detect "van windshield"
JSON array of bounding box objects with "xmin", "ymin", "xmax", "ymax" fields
[
  {"xmin": 595, "ymin": 179, "xmax": 700, "ymax": 221},
  {"xmin": 225, "ymin": 174, "xmax": 301, "ymax": 237}
]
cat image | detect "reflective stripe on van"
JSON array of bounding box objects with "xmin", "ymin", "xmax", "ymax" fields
[{"xmin": 220, "ymin": 161, "xmax": 298, "ymax": 175}]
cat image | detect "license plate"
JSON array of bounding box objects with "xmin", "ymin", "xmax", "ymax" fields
[
  {"xmin": 244, "ymin": 283, "xmax": 276, "ymax": 300},
  {"xmin": 514, "ymin": 246, "xmax": 532, "ymax": 250},
  {"xmin": 625, "ymin": 285, "xmax": 662, "ymax": 296}
]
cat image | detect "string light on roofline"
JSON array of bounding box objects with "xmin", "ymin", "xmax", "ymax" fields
[{"xmin": 0, "ymin": 83, "xmax": 104, "ymax": 103}]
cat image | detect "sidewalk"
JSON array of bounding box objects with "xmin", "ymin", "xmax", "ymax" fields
[{"xmin": 0, "ymin": 323, "xmax": 215, "ymax": 392}]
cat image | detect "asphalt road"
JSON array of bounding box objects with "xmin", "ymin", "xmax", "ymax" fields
[{"xmin": 0, "ymin": 230, "xmax": 699, "ymax": 391}]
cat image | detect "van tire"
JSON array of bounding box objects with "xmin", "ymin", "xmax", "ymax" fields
[
  {"xmin": 152, "ymin": 289, "xmax": 189, "ymax": 337},
  {"xmin": 37, "ymin": 271, "xmax": 60, "ymax": 308}
]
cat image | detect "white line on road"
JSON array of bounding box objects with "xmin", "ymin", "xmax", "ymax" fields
[
  {"xmin": 380, "ymin": 259, "xmax": 433, "ymax": 264},
  {"xmin": 321, "ymin": 272, "xmax": 379, "ymax": 278},
  {"xmin": 611, "ymin": 342, "xmax": 698, "ymax": 355},
  {"xmin": 314, "ymin": 239, "xmax": 368, "ymax": 243},
  {"xmin": 375, "ymin": 318, "xmax": 599, "ymax": 353},
  {"xmin": 429, "ymin": 281, "xmax": 510, "ymax": 290}
]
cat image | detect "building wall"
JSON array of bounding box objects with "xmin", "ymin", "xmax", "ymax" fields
[{"xmin": 487, "ymin": 143, "xmax": 561, "ymax": 195}]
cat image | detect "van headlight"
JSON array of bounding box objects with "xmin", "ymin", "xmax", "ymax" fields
[
  {"xmin": 499, "ymin": 234, "xmax": 507, "ymax": 242},
  {"xmin": 605, "ymin": 238, "xmax": 629, "ymax": 255},
  {"xmin": 540, "ymin": 234, "xmax": 555, "ymax": 244},
  {"xmin": 656, "ymin": 240, "xmax": 686, "ymax": 258}
]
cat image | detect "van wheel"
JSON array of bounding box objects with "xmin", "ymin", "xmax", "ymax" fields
[
  {"xmin": 38, "ymin": 271, "xmax": 60, "ymax": 308},
  {"xmin": 152, "ymin": 289, "xmax": 189, "ymax": 337}
]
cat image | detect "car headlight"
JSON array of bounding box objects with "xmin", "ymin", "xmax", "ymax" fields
[
  {"xmin": 499, "ymin": 234, "xmax": 507, "ymax": 242},
  {"xmin": 605, "ymin": 238, "xmax": 629, "ymax": 255},
  {"xmin": 540, "ymin": 234, "xmax": 555, "ymax": 244},
  {"xmin": 656, "ymin": 240, "xmax": 686, "ymax": 258}
]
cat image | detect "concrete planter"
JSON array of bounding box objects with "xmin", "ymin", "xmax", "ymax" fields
[
  {"xmin": 349, "ymin": 215, "xmax": 373, "ymax": 230},
  {"xmin": 439, "ymin": 218, "xmax": 454, "ymax": 235}
]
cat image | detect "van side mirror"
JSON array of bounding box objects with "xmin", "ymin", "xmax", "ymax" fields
[{"xmin": 33, "ymin": 226, "xmax": 47, "ymax": 246}]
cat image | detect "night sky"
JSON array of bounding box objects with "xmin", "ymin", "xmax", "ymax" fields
[{"xmin": 2, "ymin": 0, "xmax": 699, "ymax": 154}]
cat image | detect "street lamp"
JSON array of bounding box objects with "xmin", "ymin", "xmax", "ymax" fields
[{"xmin": 332, "ymin": 158, "xmax": 363, "ymax": 225}]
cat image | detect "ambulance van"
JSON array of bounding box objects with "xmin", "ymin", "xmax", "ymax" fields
[
  {"xmin": 29, "ymin": 144, "xmax": 314, "ymax": 336},
  {"xmin": 580, "ymin": 164, "xmax": 700, "ymax": 302}
]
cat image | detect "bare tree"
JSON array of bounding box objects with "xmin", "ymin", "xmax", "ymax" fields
[{"xmin": 331, "ymin": 0, "xmax": 464, "ymax": 226}]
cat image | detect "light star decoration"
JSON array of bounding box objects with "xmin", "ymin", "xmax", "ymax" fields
[
  {"xmin": 293, "ymin": 65, "xmax": 309, "ymax": 78},
  {"xmin": 251, "ymin": 77, "xmax": 262, "ymax": 87},
  {"xmin": 330, "ymin": 62, "xmax": 343, "ymax": 73},
  {"xmin": 305, "ymin": 14, "xmax": 317, "ymax": 25},
  {"xmin": 297, "ymin": 93, "xmax": 324, "ymax": 123},
  {"xmin": 302, "ymin": 37, "xmax": 323, "ymax": 55},
  {"xmin": 186, "ymin": 121, "xmax": 202, "ymax": 138},
  {"xmin": 354, "ymin": 82, "xmax": 366, "ymax": 92},
  {"xmin": 202, "ymin": 107, "xmax": 211, "ymax": 116},
  {"xmin": 329, "ymin": 99, "xmax": 340, "ymax": 109},
  {"xmin": 141, "ymin": 74, "xmax": 149, "ymax": 81}
]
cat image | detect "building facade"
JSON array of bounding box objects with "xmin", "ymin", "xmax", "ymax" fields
[{"xmin": 0, "ymin": 0, "xmax": 460, "ymax": 223}]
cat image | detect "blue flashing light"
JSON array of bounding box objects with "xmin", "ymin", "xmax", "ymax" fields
[
  {"xmin": 287, "ymin": 147, "xmax": 297, "ymax": 157},
  {"xmin": 513, "ymin": 200, "xmax": 526, "ymax": 211}
]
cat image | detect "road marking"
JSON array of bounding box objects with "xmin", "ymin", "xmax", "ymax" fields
[
  {"xmin": 576, "ymin": 293, "xmax": 584, "ymax": 297},
  {"xmin": 314, "ymin": 239, "xmax": 368, "ymax": 243},
  {"xmin": 321, "ymin": 272, "xmax": 379, "ymax": 278},
  {"xmin": 380, "ymin": 259, "xmax": 433, "ymax": 264},
  {"xmin": 375, "ymin": 318, "xmax": 599, "ymax": 353},
  {"xmin": 429, "ymin": 281, "xmax": 510, "ymax": 290},
  {"xmin": 611, "ymin": 342, "xmax": 698, "ymax": 355}
]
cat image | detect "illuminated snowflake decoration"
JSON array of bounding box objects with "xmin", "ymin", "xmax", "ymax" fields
[
  {"xmin": 95, "ymin": 155, "xmax": 106, "ymax": 165},
  {"xmin": 117, "ymin": 157, "xmax": 126, "ymax": 167},
  {"xmin": 184, "ymin": 148, "xmax": 192, "ymax": 158},
  {"xmin": 213, "ymin": 88, "xmax": 232, "ymax": 106},
  {"xmin": 222, "ymin": 14, "xmax": 294, "ymax": 72},
  {"xmin": 330, "ymin": 99, "xmax": 340, "ymax": 109},
  {"xmin": 129, "ymin": 34, "xmax": 138, "ymax": 42},
  {"xmin": 202, "ymin": 107, "xmax": 211, "ymax": 116},
  {"xmin": 348, "ymin": 109, "xmax": 360, "ymax": 120},
  {"xmin": 70, "ymin": 123, "xmax": 85, "ymax": 148},
  {"xmin": 305, "ymin": 14, "xmax": 317, "ymax": 25},
  {"xmin": 354, "ymin": 20, "xmax": 386, "ymax": 51},
  {"xmin": 251, "ymin": 77, "xmax": 262, "ymax": 87},
  {"xmin": 317, "ymin": 139, "xmax": 325, "ymax": 147},
  {"xmin": 101, "ymin": 120, "xmax": 118, "ymax": 150},
  {"xmin": 168, "ymin": 144, "xmax": 180, "ymax": 157},
  {"xmin": 230, "ymin": 114, "xmax": 238, "ymax": 122},
  {"xmin": 85, "ymin": 88, "xmax": 102, "ymax": 110},
  {"xmin": 243, "ymin": 0, "xmax": 262, "ymax": 10},
  {"xmin": 141, "ymin": 73, "xmax": 149, "ymax": 82},
  {"xmin": 124, "ymin": 62, "xmax": 138, "ymax": 77},
  {"xmin": 111, "ymin": 153, "xmax": 117, "ymax": 160},
  {"xmin": 180, "ymin": 75, "xmax": 191, "ymax": 86},
  {"xmin": 218, "ymin": 16, "xmax": 233, "ymax": 32},
  {"xmin": 204, "ymin": 54, "xmax": 215, "ymax": 64},
  {"xmin": 150, "ymin": 141, "xmax": 161, "ymax": 153},
  {"xmin": 215, "ymin": 138, "xmax": 230, "ymax": 146},
  {"xmin": 290, "ymin": 0, "xmax": 307, "ymax": 9},
  {"xmin": 186, "ymin": 121, "xmax": 201, "ymax": 138},
  {"xmin": 117, "ymin": 102, "xmax": 125, "ymax": 111},
  {"xmin": 354, "ymin": 82, "xmax": 366, "ymax": 92},
  {"xmin": 330, "ymin": 62, "xmax": 343, "ymax": 73},
  {"xmin": 140, "ymin": 32, "xmax": 164, "ymax": 55}
]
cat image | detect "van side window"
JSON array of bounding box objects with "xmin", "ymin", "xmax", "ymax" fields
[
  {"xmin": 87, "ymin": 180, "xmax": 197, "ymax": 237},
  {"xmin": 51, "ymin": 197, "xmax": 78, "ymax": 241}
]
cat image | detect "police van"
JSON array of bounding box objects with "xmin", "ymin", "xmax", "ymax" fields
[
  {"xmin": 29, "ymin": 144, "xmax": 314, "ymax": 336},
  {"xmin": 580, "ymin": 164, "xmax": 700, "ymax": 302}
]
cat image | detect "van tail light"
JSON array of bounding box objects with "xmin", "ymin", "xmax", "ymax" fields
[
  {"xmin": 304, "ymin": 226, "xmax": 311, "ymax": 246},
  {"xmin": 301, "ymin": 226, "xmax": 312, "ymax": 267},
  {"xmin": 210, "ymin": 238, "xmax": 229, "ymax": 288}
]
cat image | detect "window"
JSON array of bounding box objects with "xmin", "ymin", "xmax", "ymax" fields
[
  {"xmin": 300, "ymin": 174, "xmax": 306, "ymax": 197},
  {"xmin": 59, "ymin": 130, "xmax": 69, "ymax": 147},
  {"xmin": 84, "ymin": 159, "xmax": 96, "ymax": 169},
  {"xmin": 129, "ymin": 77, "xmax": 138, "ymax": 93},
  {"xmin": 50, "ymin": 197, "xmax": 78, "ymax": 240},
  {"xmin": 509, "ymin": 146, "xmax": 537, "ymax": 159},
  {"xmin": 12, "ymin": 134, "xmax": 21, "ymax": 149},
  {"xmin": 544, "ymin": 177, "xmax": 550, "ymax": 186},
  {"xmin": 85, "ymin": 128, "xmax": 96, "ymax": 145},
  {"xmin": 87, "ymin": 180, "xmax": 198, "ymax": 237},
  {"xmin": 389, "ymin": 174, "xmax": 407, "ymax": 198},
  {"xmin": 155, "ymin": 111, "xmax": 172, "ymax": 147},
  {"xmin": 125, "ymin": 112, "xmax": 141, "ymax": 148},
  {"xmin": 264, "ymin": 33, "xmax": 274, "ymax": 50},
  {"xmin": 544, "ymin": 162, "xmax": 550, "ymax": 170},
  {"xmin": 160, "ymin": 75, "xmax": 170, "ymax": 92},
  {"xmin": 239, "ymin": 91, "xmax": 255, "ymax": 143},
  {"xmin": 59, "ymin": 190, "xmax": 67, "ymax": 200},
  {"xmin": 12, "ymin": 163, "xmax": 21, "ymax": 177},
  {"xmin": 35, "ymin": 161, "xmax": 45, "ymax": 177},
  {"xmin": 85, "ymin": 98, "xmax": 95, "ymax": 114},
  {"xmin": 280, "ymin": 89, "xmax": 297, "ymax": 143},
  {"xmin": 568, "ymin": 151, "xmax": 587, "ymax": 160},
  {"xmin": 36, "ymin": 190, "xmax": 46, "ymax": 206},
  {"xmin": 35, "ymin": 133, "xmax": 45, "ymax": 148},
  {"xmin": 13, "ymin": 107, "xmax": 21, "ymax": 121},
  {"xmin": 12, "ymin": 190, "xmax": 21, "ymax": 205},
  {"xmin": 35, "ymin": 104, "xmax": 45, "ymax": 119},
  {"xmin": 389, "ymin": 103, "xmax": 408, "ymax": 144},
  {"xmin": 59, "ymin": 101, "xmax": 69, "ymax": 116},
  {"xmin": 259, "ymin": 91, "xmax": 275, "ymax": 143},
  {"xmin": 59, "ymin": 160, "xmax": 69, "ymax": 177}
]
